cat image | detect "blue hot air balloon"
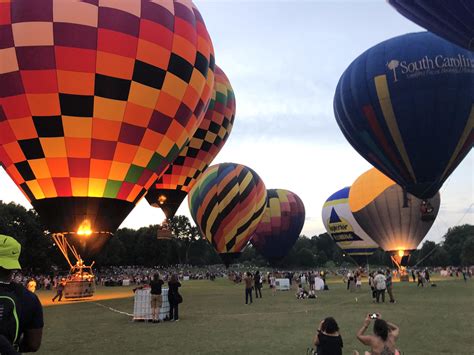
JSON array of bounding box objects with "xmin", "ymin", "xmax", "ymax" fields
[
  {"xmin": 388, "ymin": 0, "xmax": 474, "ymax": 51},
  {"xmin": 334, "ymin": 32, "xmax": 473, "ymax": 199}
]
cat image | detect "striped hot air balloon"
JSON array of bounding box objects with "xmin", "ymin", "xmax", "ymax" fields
[
  {"xmin": 0, "ymin": 0, "xmax": 214, "ymax": 255},
  {"xmin": 322, "ymin": 187, "xmax": 379, "ymax": 266},
  {"xmin": 250, "ymin": 189, "xmax": 305, "ymax": 264},
  {"xmin": 349, "ymin": 168, "xmax": 440, "ymax": 267},
  {"xmin": 188, "ymin": 163, "xmax": 267, "ymax": 266},
  {"xmin": 145, "ymin": 65, "xmax": 235, "ymax": 220},
  {"xmin": 334, "ymin": 32, "xmax": 473, "ymax": 200}
]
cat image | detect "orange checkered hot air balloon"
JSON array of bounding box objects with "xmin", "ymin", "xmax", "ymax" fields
[
  {"xmin": 145, "ymin": 65, "xmax": 235, "ymax": 220},
  {"xmin": 0, "ymin": 0, "xmax": 214, "ymax": 255}
]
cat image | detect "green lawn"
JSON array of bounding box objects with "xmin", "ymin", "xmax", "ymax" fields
[{"xmin": 37, "ymin": 278, "xmax": 473, "ymax": 354}]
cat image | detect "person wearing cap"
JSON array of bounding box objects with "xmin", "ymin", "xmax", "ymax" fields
[{"xmin": 0, "ymin": 234, "xmax": 43, "ymax": 352}]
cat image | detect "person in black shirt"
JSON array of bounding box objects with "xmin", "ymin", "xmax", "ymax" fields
[
  {"xmin": 313, "ymin": 317, "xmax": 343, "ymax": 355},
  {"xmin": 168, "ymin": 274, "xmax": 182, "ymax": 321},
  {"xmin": 0, "ymin": 235, "xmax": 43, "ymax": 353},
  {"xmin": 254, "ymin": 271, "xmax": 262, "ymax": 299},
  {"xmin": 149, "ymin": 273, "xmax": 164, "ymax": 323}
]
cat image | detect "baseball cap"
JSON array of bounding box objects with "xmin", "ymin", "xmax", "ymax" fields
[{"xmin": 0, "ymin": 235, "xmax": 21, "ymax": 270}]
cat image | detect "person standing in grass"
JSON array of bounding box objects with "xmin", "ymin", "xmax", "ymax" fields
[
  {"xmin": 149, "ymin": 273, "xmax": 164, "ymax": 323},
  {"xmin": 244, "ymin": 272, "xmax": 253, "ymax": 304},
  {"xmin": 313, "ymin": 317, "xmax": 343, "ymax": 355},
  {"xmin": 168, "ymin": 274, "xmax": 182, "ymax": 321},
  {"xmin": 417, "ymin": 271, "xmax": 424, "ymax": 287},
  {"xmin": 385, "ymin": 269, "xmax": 395, "ymax": 303},
  {"xmin": 254, "ymin": 270, "xmax": 262, "ymax": 299},
  {"xmin": 269, "ymin": 273, "xmax": 277, "ymax": 296},
  {"xmin": 373, "ymin": 270, "xmax": 386, "ymax": 303}
]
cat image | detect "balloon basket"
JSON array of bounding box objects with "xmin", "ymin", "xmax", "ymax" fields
[
  {"xmin": 64, "ymin": 278, "xmax": 95, "ymax": 299},
  {"xmin": 400, "ymin": 274, "xmax": 410, "ymax": 282}
]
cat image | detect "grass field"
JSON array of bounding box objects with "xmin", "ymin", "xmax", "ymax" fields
[{"xmin": 36, "ymin": 277, "xmax": 473, "ymax": 354}]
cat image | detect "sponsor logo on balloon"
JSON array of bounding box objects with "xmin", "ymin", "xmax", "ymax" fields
[
  {"xmin": 327, "ymin": 209, "xmax": 363, "ymax": 243},
  {"xmin": 387, "ymin": 54, "xmax": 474, "ymax": 81}
]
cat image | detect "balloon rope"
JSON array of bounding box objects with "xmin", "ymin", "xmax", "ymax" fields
[{"xmin": 414, "ymin": 245, "xmax": 438, "ymax": 267}]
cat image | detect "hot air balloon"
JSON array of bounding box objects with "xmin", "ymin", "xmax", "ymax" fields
[
  {"xmin": 188, "ymin": 163, "xmax": 267, "ymax": 266},
  {"xmin": 250, "ymin": 189, "xmax": 305, "ymax": 264},
  {"xmin": 349, "ymin": 168, "xmax": 440, "ymax": 268},
  {"xmin": 322, "ymin": 187, "xmax": 379, "ymax": 266},
  {"xmin": 388, "ymin": 0, "xmax": 474, "ymax": 51},
  {"xmin": 334, "ymin": 32, "xmax": 473, "ymax": 200},
  {"xmin": 0, "ymin": 0, "xmax": 215, "ymax": 259},
  {"xmin": 145, "ymin": 65, "xmax": 235, "ymax": 222}
]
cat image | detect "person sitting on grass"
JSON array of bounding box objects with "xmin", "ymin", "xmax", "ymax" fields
[
  {"xmin": 296, "ymin": 284, "xmax": 308, "ymax": 299},
  {"xmin": 313, "ymin": 317, "xmax": 343, "ymax": 355},
  {"xmin": 355, "ymin": 314, "xmax": 400, "ymax": 355}
]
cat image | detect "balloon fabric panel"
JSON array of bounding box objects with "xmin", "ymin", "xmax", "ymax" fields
[
  {"xmin": 0, "ymin": 0, "xmax": 215, "ymax": 234},
  {"xmin": 334, "ymin": 32, "xmax": 473, "ymax": 199},
  {"xmin": 188, "ymin": 163, "xmax": 266, "ymax": 255},
  {"xmin": 388, "ymin": 0, "xmax": 474, "ymax": 51},
  {"xmin": 145, "ymin": 65, "xmax": 235, "ymax": 218},
  {"xmin": 349, "ymin": 168, "xmax": 440, "ymax": 252},
  {"xmin": 250, "ymin": 189, "xmax": 305, "ymax": 262},
  {"xmin": 0, "ymin": 0, "xmax": 214, "ymax": 203},
  {"xmin": 322, "ymin": 187, "xmax": 378, "ymax": 258}
]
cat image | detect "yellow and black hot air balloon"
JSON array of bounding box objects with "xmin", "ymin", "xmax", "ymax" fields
[
  {"xmin": 0, "ymin": 0, "xmax": 214, "ymax": 255},
  {"xmin": 145, "ymin": 65, "xmax": 235, "ymax": 220},
  {"xmin": 349, "ymin": 168, "xmax": 440, "ymax": 267},
  {"xmin": 188, "ymin": 163, "xmax": 267, "ymax": 267}
]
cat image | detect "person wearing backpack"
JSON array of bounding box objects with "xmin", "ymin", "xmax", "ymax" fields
[{"xmin": 0, "ymin": 235, "xmax": 43, "ymax": 352}]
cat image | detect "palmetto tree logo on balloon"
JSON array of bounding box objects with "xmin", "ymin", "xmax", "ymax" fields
[{"xmin": 387, "ymin": 60, "xmax": 400, "ymax": 82}]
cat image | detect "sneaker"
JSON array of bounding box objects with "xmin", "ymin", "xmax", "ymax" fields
[{"xmin": 175, "ymin": 319, "xmax": 179, "ymax": 322}]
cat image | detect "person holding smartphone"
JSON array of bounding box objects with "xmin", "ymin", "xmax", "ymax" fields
[{"xmin": 355, "ymin": 313, "xmax": 400, "ymax": 355}]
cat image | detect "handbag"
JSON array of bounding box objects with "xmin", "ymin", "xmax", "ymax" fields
[{"xmin": 176, "ymin": 293, "xmax": 183, "ymax": 304}]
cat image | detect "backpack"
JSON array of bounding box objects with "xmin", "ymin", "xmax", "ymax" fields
[{"xmin": 0, "ymin": 283, "xmax": 22, "ymax": 346}]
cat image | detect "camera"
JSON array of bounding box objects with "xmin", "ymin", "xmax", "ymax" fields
[{"xmin": 370, "ymin": 313, "xmax": 378, "ymax": 319}]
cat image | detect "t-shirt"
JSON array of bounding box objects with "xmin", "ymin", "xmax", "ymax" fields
[
  {"xmin": 0, "ymin": 283, "xmax": 43, "ymax": 345},
  {"xmin": 244, "ymin": 276, "xmax": 253, "ymax": 289},
  {"xmin": 150, "ymin": 280, "xmax": 164, "ymax": 295},
  {"xmin": 374, "ymin": 274, "xmax": 387, "ymax": 290},
  {"xmin": 18, "ymin": 285, "xmax": 43, "ymax": 338},
  {"xmin": 317, "ymin": 333, "xmax": 343, "ymax": 355}
]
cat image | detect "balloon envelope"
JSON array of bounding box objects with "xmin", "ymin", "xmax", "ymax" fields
[
  {"xmin": 322, "ymin": 187, "xmax": 379, "ymax": 264},
  {"xmin": 188, "ymin": 163, "xmax": 267, "ymax": 265},
  {"xmin": 388, "ymin": 0, "xmax": 474, "ymax": 51},
  {"xmin": 145, "ymin": 65, "xmax": 235, "ymax": 219},
  {"xmin": 251, "ymin": 189, "xmax": 305, "ymax": 263},
  {"xmin": 334, "ymin": 32, "xmax": 473, "ymax": 199},
  {"xmin": 0, "ymin": 1, "xmax": 214, "ymax": 254},
  {"xmin": 349, "ymin": 168, "xmax": 440, "ymax": 253}
]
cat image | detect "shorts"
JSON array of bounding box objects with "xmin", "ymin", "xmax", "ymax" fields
[{"xmin": 150, "ymin": 294, "xmax": 162, "ymax": 308}]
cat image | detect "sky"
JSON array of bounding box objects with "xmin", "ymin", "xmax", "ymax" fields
[{"xmin": 0, "ymin": 0, "xmax": 472, "ymax": 244}]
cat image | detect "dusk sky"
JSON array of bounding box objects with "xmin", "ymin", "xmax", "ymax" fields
[{"xmin": 0, "ymin": 0, "xmax": 472, "ymax": 244}]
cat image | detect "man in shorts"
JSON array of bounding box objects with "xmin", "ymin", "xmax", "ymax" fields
[{"xmin": 150, "ymin": 273, "xmax": 164, "ymax": 323}]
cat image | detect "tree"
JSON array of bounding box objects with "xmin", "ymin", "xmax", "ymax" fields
[
  {"xmin": 297, "ymin": 248, "xmax": 314, "ymax": 267},
  {"xmin": 443, "ymin": 225, "xmax": 474, "ymax": 265},
  {"xmin": 461, "ymin": 236, "xmax": 474, "ymax": 266},
  {"xmin": 418, "ymin": 241, "xmax": 438, "ymax": 266}
]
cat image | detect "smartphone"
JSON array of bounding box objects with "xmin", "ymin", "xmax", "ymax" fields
[{"xmin": 370, "ymin": 313, "xmax": 378, "ymax": 319}]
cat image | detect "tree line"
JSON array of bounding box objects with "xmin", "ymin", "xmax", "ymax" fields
[{"xmin": 0, "ymin": 201, "xmax": 472, "ymax": 272}]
